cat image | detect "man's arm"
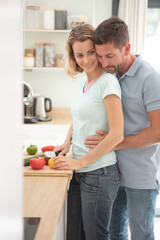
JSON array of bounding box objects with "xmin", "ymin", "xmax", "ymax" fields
[
  {"xmin": 85, "ymin": 109, "xmax": 160, "ymax": 150},
  {"xmin": 116, "ymin": 109, "xmax": 160, "ymax": 150}
]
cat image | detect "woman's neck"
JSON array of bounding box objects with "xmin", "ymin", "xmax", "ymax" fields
[
  {"xmin": 83, "ymin": 66, "xmax": 105, "ymax": 93},
  {"xmin": 86, "ymin": 66, "xmax": 105, "ymax": 83}
]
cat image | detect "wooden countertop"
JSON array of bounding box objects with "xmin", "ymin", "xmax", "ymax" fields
[
  {"xmin": 24, "ymin": 165, "xmax": 73, "ymax": 179},
  {"xmin": 24, "ymin": 158, "xmax": 73, "ymax": 240},
  {"xmin": 23, "ymin": 119, "xmax": 73, "ymax": 239},
  {"xmin": 24, "ymin": 150, "xmax": 73, "ymax": 179},
  {"xmin": 38, "ymin": 107, "xmax": 72, "ymax": 125}
]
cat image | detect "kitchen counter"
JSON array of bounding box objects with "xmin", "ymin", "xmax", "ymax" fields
[
  {"xmin": 22, "ymin": 124, "xmax": 71, "ymax": 152},
  {"xmin": 24, "ymin": 165, "xmax": 72, "ymax": 178},
  {"xmin": 23, "ymin": 124, "xmax": 72, "ymax": 240},
  {"xmin": 24, "ymin": 165, "xmax": 72, "ymax": 240},
  {"xmin": 38, "ymin": 107, "xmax": 72, "ymax": 125}
]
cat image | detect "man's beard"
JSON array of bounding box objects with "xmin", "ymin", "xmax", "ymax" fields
[
  {"xmin": 104, "ymin": 57, "xmax": 125, "ymax": 74},
  {"xmin": 104, "ymin": 65, "xmax": 117, "ymax": 74}
]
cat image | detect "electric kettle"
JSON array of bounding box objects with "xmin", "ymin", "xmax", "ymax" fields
[
  {"xmin": 34, "ymin": 96, "xmax": 52, "ymax": 121},
  {"xmin": 23, "ymin": 81, "xmax": 38, "ymax": 123}
]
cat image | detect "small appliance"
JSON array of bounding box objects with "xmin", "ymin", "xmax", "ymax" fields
[
  {"xmin": 23, "ymin": 81, "xmax": 38, "ymax": 123},
  {"xmin": 34, "ymin": 96, "xmax": 52, "ymax": 121}
]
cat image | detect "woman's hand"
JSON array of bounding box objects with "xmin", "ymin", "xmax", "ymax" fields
[
  {"xmin": 54, "ymin": 123, "xmax": 73, "ymax": 156},
  {"xmin": 53, "ymin": 156, "xmax": 82, "ymax": 170},
  {"xmin": 54, "ymin": 142, "xmax": 71, "ymax": 156}
]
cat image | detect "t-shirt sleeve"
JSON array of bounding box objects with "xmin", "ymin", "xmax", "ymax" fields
[
  {"xmin": 143, "ymin": 72, "xmax": 160, "ymax": 112},
  {"xmin": 100, "ymin": 73, "xmax": 121, "ymax": 99}
]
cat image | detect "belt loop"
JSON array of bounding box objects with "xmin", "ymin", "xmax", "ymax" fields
[
  {"xmin": 103, "ymin": 167, "xmax": 108, "ymax": 175},
  {"xmin": 80, "ymin": 173, "xmax": 84, "ymax": 180}
]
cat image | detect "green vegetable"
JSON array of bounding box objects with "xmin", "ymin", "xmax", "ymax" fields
[
  {"xmin": 24, "ymin": 154, "xmax": 45, "ymax": 166},
  {"xmin": 26, "ymin": 145, "xmax": 38, "ymax": 155}
]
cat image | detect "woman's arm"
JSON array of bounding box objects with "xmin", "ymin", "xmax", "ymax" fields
[
  {"xmin": 54, "ymin": 95, "xmax": 124, "ymax": 170},
  {"xmin": 54, "ymin": 124, "xmax": 73, "ymax": 156}
]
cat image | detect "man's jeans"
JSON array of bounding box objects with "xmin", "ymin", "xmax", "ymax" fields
[
  {"xmin": 109, "ymin": 183, "xmax": 160, "ymax": 240},
  {"xmin": 67, "ymin": 164, "xmax": 120, "ymax": 240}
]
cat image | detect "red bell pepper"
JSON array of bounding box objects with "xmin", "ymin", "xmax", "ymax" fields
[
  {"xmin": 41, "ymin": 145, "xmax": 55, "ymax": 153},
  {"xmin": 29, "ymin": 157, "xmax": 45, "ymax": 170}
]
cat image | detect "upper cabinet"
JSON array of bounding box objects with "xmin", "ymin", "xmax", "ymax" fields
[
  {"xmin": 23, "ymin": 0, "xmax": 112, "ymax": 108},
  {"xmin": 23, "ymin": 0, "xmax": 94, "ymax": 72},
  {"xmin": 23, "ymin": 0, "xmax": 112, "ymax": 72},
  {"xmin": 23, "ymin": 6, "xmax": 70, "ymax": 71}
]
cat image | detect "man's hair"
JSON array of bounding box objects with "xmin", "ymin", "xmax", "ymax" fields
[
  {"xmin": 64, "ymin": 24, "xmax": 95, "ymax": 78},
  {"xmin": 93, "ymin": 16, "xmax": 129, "ymax": 50}
]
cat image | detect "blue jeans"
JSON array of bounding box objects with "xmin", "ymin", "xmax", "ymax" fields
[
  {"xmin": 109, "ymin": 183, "xmax": 160, "ymax": 240},
  {"xmin": 67, "ymin": 164, "xmax": 120, "ymax": 240}
]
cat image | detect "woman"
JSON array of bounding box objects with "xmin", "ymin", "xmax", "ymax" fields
[{"xmin": 53, "ymin": 24, "xmax": 124, "ymax": 240}]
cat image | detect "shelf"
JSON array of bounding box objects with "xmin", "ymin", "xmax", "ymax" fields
[
  {"xmin": 23, "ymin": 29, "xmax": 70, "ymax": 33},
  {"xmin": 23, "ymin": 67, "xmax": 65, "ymax": 72}
]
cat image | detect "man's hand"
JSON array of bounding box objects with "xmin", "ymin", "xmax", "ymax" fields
[{"xmin": 85, "ymin": 130, "xmax": 107, "ymax": 148}]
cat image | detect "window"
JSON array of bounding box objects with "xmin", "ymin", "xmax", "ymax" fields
[
  {"xmin": 144, "ymin": 1, "xmax": 160, "ymax": 71},
  {"xmin": 145, "ymin": 0, "xmax": 160, "ymax": 218},
  {"xmin": 112, "ymin": 0, "xmax": 119, "ymax": 16},
  {"xmin": 112, "ymin": 0, "xmax": 160, "ymax": 71}
]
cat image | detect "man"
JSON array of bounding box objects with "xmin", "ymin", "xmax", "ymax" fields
[{"xmin": 84, "ymin": 16, "xmax": 160, "ymax": 240}]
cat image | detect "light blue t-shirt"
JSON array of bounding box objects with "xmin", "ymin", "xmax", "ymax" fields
[
  {"xmin": 116, "ymin": 56, "xmax": 160, "ymax": 189},
  {"xmin": 71, "ymin": 72, "xmax": 121, "ymax": 172}
]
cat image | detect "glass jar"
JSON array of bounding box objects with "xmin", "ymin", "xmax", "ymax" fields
[
  {"xmin": 55, "ymin": 10, "xmax": 67, "ymax": 29},
  {"xmin": 43, "ymin": 9, "xmax": 55, "ymax": 30},
  {"xmin": 26, "ymin": 6, "xmax": 40, "ymax": 29},
  {"xmin": 35, "ymin": 43, "xmax": 44, "ymax": 67},
  {"xmin": 24, "ymin": 56, "xmax": 35, "ymax": 67},
  {"xmin": 56, "ymin": 54, "xmax": 64, "ymax": 68},
  {"xmin": 44, "ymin": 43, "xmax": 55, "ymax": 67}
]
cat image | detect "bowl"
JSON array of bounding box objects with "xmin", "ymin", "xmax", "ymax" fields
[{"xmin": 67, "ymin": 16, "xmax": 88, "ymax": 29}]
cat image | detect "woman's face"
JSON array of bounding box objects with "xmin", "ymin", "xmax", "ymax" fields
[{"xmin": 72, "ymin": 39, "xmax": 99, "ymax": 74}]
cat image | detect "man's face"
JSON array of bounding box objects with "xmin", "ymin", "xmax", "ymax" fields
[{"xmin": 95, "ymin": 42, "xmax": 126, "ymax": 75}]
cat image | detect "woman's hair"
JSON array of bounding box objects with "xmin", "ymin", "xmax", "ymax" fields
[
  {"xmin": 64, "ymin": 24, "xmax": 95, "ymax": 78},
  {"xmin": 93, "ymin": 16, "xmax": 129, "ymax": 50}
]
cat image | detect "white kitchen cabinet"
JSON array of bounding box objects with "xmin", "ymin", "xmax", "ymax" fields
[
  {"xmin": 23, "ymin": 0, "xmax": 112, "ymax": 108},
  {"xmin": 53, "ymin": 196, "xmax": 67, "ymax": 240}
]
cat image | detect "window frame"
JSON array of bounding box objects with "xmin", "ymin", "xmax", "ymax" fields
[
  {"xmin": 112, "ymin": 0, "xmax": 160, "ymax": 16},
  {"xmin": 148, "ymin": 0, "xmax": 160, "ymax": 8}
]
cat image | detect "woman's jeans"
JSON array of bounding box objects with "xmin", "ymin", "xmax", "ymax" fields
[
  {"xmin": 67, "ymin": 163, "xmax": 120, "ymax": 240},
  {"xmin": 109, "ymin": 183, "xmax": 160, "ymax": 240}
]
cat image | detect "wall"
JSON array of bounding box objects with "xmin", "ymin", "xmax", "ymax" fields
[
  {"xmin": 23, "ymin": 0, "xmax": 112, "ymax": 107},
  {"xmin": 0, "ymin": 0, "xmax": 23, "ymax": 239}
]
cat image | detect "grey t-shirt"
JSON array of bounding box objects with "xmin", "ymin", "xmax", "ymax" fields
[{"xmin": 116, "ymin": 56, "xmax": 160, "ymax": 189}]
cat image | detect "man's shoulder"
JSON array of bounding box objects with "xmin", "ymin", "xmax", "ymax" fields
[
  {"xmin": 137, "ymin": 57, "xmax": 160, "ymax": 78},
  {"xmin": 132, "ymin": 58, "xmax": 160, "ymax": 87}
]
